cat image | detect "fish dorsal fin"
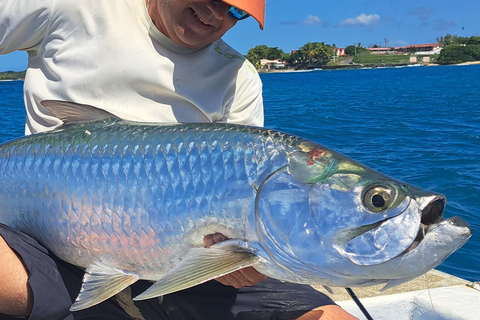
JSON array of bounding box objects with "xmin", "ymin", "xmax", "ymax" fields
[
  {"xmin": 41, "ymin": 100, "xmax": 118, "ymax": 126},
  {"xmin": 133, "ymin": 240, "xmax": 259, "ymax": 301},
  {"xmin": 70, "ymin": 261, "xmax": 139, "ymax": 311}
]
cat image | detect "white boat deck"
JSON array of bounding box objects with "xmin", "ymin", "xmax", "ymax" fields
[{"xmin": 313, "ymin": 270, "xmax": 480, "ymax": 320}]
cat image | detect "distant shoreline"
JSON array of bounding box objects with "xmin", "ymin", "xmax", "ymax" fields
[
  {"xmin": 258, "ymin": 60, "xmax": 480, "ymax": 73},
  {"xmin": 2, "ymin": 61, "xmax": 480, "ymax": 79}
]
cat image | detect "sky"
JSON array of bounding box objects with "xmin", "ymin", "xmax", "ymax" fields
[{"xmin": 1, "ymin": 0, "xmax": 479, "ymax": 71}]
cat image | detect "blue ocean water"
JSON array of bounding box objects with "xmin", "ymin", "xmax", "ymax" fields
[
  {"xmin": 261, "ymin": 65, "xmax": 480, "ymax": 282},
  {"xmin": 0, "ymin": 64, "xmax": 479, "ymax": 282}
]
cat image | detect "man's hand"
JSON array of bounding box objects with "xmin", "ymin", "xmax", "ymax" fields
[
  {"xmin": 293, "ymin": 305, "xmax": 359, "ymax": 320},
  {"xmin": 203, "ymin": 232, "xmax": 267, "ymax": 289}
]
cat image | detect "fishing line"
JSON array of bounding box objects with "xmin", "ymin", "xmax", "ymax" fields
[
  {"xmin": 421, "ymin": 227, "xmax": 436, "ymax": 314},
  {"xmin": 345, "ymin": 287, "xmax": 374, "ymax": 320},
  {"xmin": 423, "ymin": 272, "xmax": 436, "ymax": 314}
]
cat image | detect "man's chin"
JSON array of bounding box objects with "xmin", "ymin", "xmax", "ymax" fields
[{"xmin": 175, "ymin": 35, "xmax": 213, "ymax": 49}]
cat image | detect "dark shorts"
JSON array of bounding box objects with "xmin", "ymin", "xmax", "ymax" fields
[{"xmin": 0, "ymin": 224, "xmax": 335, "ymax": 320}]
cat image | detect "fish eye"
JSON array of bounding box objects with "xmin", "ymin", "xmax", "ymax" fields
[{"xmin": 363, "ymin": 185, "xmax": 394, "ymax": 212}]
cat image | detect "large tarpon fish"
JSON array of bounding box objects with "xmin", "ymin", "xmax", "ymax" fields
[{"xmin": 0, "ymin": 101, "xmax": 471, "ymax": 311}]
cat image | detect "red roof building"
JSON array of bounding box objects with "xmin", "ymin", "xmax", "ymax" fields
[{"xmin": 366, "ymin": 43, "xmax": 444, "ymax": 55}]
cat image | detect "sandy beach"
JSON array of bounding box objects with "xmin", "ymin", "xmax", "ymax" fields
[{"xmin": 456, "ymin": 60, "xmax": 480, "ymax": 65}]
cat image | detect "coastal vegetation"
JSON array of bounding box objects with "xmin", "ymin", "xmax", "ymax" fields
[
  {"xmin": 353, "ymin": 55, "xmax": 409, "ymax": 65},
  {"xmin": 246, "ymin": 45, "xmax": 288, "ymax": 69},
  {"xmin": 345, "ymin": 44, "xmax": 371, "ymax": 56},
  {"xmin": 285, "ymin": 42, "xmax": 334, "ymax": 69},
  {"xmin": 0, "ymin": 71, "xmax": 25, "ymax": 81},
  {"xmin": 437, "ymin": 34, "xmax": 480, "ymax": 46},
  {"xmin": 247, "ymin": 33, "xmax": 480, "ymax": 70},
  {"xmin": 247, "ymin": 42, "xmax": 335, "ymax": 70},
  {"xmin": 436, "ymin": 45, "xmax": 480, "ymax": 64},
  {"xmin": 435, "ymin": 35, "xmax": 480, "ymax": 65}
]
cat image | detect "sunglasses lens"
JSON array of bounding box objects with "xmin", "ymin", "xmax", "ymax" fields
[{"xmin": 228, "ymin": 7, "xmax": 250, "ymax": 20}]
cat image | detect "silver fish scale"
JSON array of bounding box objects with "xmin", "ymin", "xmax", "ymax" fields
[{"xmin": 0, "ymin": 121, "xmax": 296, "ymax": 278}]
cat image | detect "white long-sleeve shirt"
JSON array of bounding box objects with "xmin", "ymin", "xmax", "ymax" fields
[{"xmin": 0, "ymin": 0, "xmax": 264, "ymax": 134}]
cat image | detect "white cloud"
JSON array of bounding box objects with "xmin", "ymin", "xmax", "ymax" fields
[
  {"xmin": 340, "ymin": 14, "xmax": 380, "ymax": 27},
  {"xmin": 281, "ymin": 15, "xmax": 324, "ymax": 26},
  {"xmin": 302, "ymin": 15, "xmax": 323, "ymax": 26}
]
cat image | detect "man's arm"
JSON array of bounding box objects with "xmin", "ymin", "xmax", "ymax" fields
[
  {"xmin": 0, "ymin": 235, "xmax": 32, "ymax": 316},
  {"xmin": 0, "ymin": 0, "xmax": 52, "ymax": 54}
]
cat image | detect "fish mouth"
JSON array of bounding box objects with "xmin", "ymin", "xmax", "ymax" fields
[
  {"xmin": 402, "ymin": 197, "xmax": 446, "ymax": 254},
  {"xmin": 340, "ymin": 195, "xmax": 448, "ymax": 266},
  {"xmin": 380, "ymin": 214, "xmax": 471, "ymax": 290}
]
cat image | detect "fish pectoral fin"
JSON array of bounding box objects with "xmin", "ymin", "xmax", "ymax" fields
[
  {"xmin": 70, "ymin": 262, "xmax": 139, "ymax": 312},
  {"xmin": 133, "ymin": 245, "xmax": 258, "ymax": 301},
  {"xmin": 41, "ymin": 100, "xmax": 118, "ymax": 126}
]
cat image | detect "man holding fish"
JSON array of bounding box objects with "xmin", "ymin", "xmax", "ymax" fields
[{"xmin": 0, "ymin": 0, "xmax": 357, "ymax": 319}]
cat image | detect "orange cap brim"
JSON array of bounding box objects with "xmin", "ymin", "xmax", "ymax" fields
[{"xmin": 223, "ymin": 0, "xmax": 265, "ymax": 30}]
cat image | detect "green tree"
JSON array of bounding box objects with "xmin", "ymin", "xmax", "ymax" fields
[
  {"xmin": 285, "ymin": 50, "xmax": 300, "ymax": 65},
  {"xmin": 436, "ymin": 44, "xmax": 480, "ymax": 64},
  {"xmin": 265, "ymin": 47, "xmax": 285, "ymax": 60},
  {"xmin": 286, "ymin": 42, "xmax": 333, "ymax": 69},
  {"xmin": 245, "ymin": 50, "xmax": 261, "ymax": 68},
  {"xmin": 344, "ymin": 45, "xmax": 356, "ymax": 55},
  {"xmin": 467, "ymin": 36, "xmax": 480, "ymax": 45},
  {"xmin": 246, "ymin": 45, "xmax": 286, "ymax": 66},
  {"xmin": 436, "ymin": 34, "xmax": 469, "ymax": 46},
  {"xmin": 345, "ymin": 44, "xmax": 371, "ymax": 56}
]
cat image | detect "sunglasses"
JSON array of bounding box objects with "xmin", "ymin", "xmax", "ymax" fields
[
  {"xmin": 211, "ymin": 0, "xmax": 250, "ymax": 20},
  {"xmin": 228, "ymin": 6, "xmax": 250, "ymax": 20}
]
